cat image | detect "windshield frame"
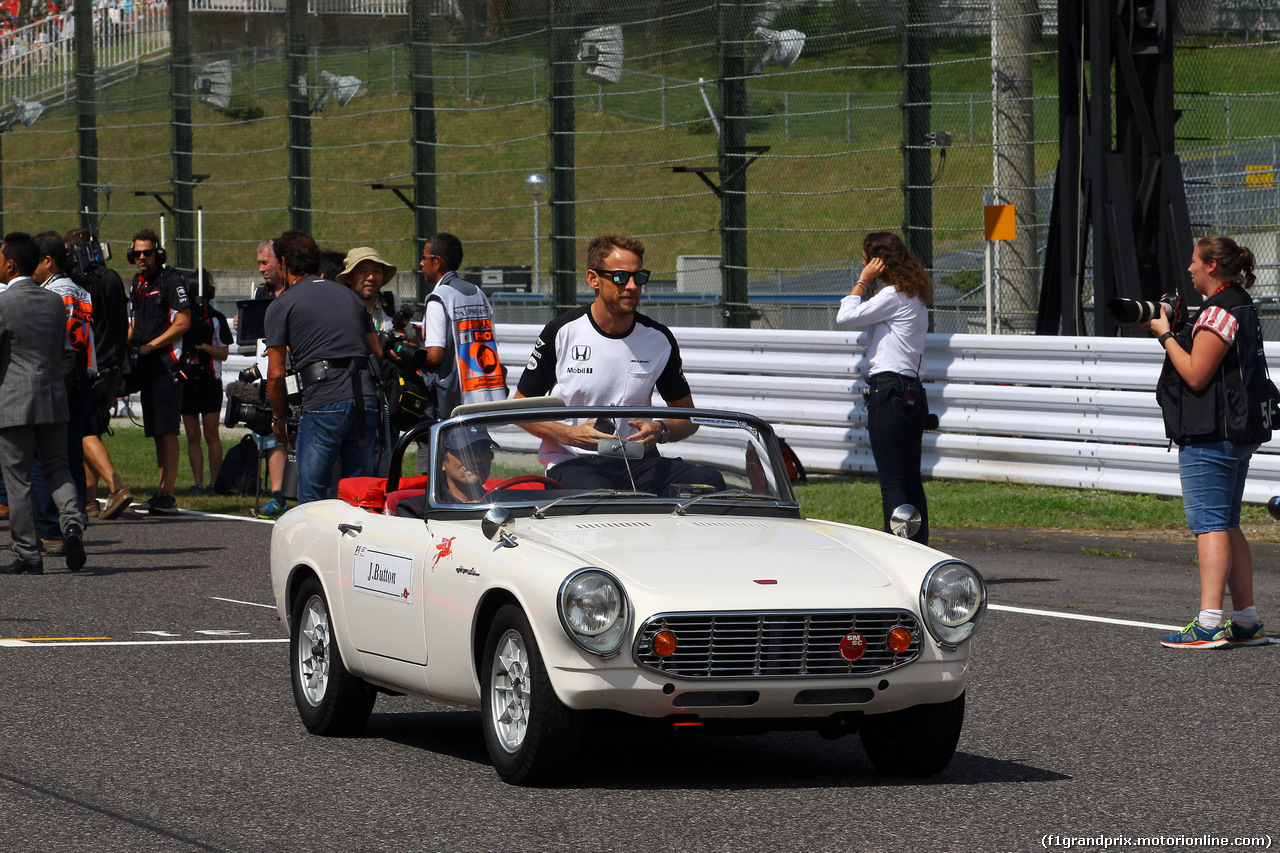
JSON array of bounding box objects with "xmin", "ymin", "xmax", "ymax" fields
[{"xmin": 392, "ymin": 402, "xmax": 800, "ymax": 520}]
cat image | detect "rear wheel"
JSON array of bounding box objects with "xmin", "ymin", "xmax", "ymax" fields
[
  {"xmin": 481, "ymin": 604, "xmax": 583, "ymax": 785},
  {"xmin": 290, "ymin": 577, "xmax": 376, "ymax": 736},
  {"xmin": 859, "ymin": 692, "xmax": 965, "ymax": 777}
]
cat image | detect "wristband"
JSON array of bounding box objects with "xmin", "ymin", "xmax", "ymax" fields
[
  {"xmin": 657, "ymin": 421, "xmax": 670, "ymax": 444},
  {"xmin": 1158, "ymin": 332, "xmax": 1174, "ymax": 347}
]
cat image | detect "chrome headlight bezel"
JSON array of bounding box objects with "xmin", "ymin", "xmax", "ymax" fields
[
  {"xmin": 918, "ymin": 560, "xmax": 987, "ymax": 649},
  {"xmin": 557, "ymin": 568, "xmax": 631, "ymax": 658}
]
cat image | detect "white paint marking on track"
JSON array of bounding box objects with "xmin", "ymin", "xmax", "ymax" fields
[
  {"xmin": 1, "ymin": 638, "xmax": 289, "ymax": 648},
  {"xmin": 211, "ymin": 596, "xmax": 277, "ymax": 610},
  {"xmin": 989, "ymin": 603, "xmax": 1180, "ymax": 631},
  {"xmin": 177, "ymin": 509, "xmax": 276, "ymax": 525}
]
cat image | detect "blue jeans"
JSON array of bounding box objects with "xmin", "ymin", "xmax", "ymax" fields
[
  {"xmin": 1179, "ymin": 439, "xmax": 1257, "ymax": 535},
  {"xmin": 866, "ymin": 372, "xmax": 929, "ymax": 544},
  {"xmin": 295, "ymin": 396, "xmax": 379, "ymax": 504}
]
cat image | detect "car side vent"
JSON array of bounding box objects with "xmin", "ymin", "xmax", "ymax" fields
[{"xmin": 574, "ymin": 521, "xmax": 654, "ymax": 529}]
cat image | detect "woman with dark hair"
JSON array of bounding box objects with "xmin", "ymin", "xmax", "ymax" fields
[
  {"xmin": 1146, "ymin": 235, "xmax": 1269, "ymax": 648},
  {"xmin": 836, "ymin": 231, "xmax": 933, "ymax": 544}
]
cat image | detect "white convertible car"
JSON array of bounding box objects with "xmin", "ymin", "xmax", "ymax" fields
[{"xmin": 270, "ymin": 398, "xmax": 986, "ymax": 785}]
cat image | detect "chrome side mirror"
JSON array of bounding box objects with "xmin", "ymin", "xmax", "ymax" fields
[
  {"xmin": 482, "ymin": 506, "xmax": 518, "ymax": 548},
  {"xmin": 889, "ymin": 504, "xmax": 921, "ymax": 540}
]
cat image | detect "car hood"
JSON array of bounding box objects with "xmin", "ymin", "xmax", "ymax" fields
[{"xmin": 516, "ymin": 514, "xmax": 921, "ymax": 594}]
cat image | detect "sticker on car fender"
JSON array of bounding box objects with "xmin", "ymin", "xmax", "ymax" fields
[{"xmin": 352, "ymin": 545, "xmax": 415, "ymax": 603}]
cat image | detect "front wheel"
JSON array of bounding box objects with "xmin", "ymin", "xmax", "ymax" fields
[
  {"xmin": 290, "ymin": 577, "xmax": 376, "ymax": 736},
  {"xmin": 481, "ymin": 604, "xmax": 583, "ymax": 785},
  {"xmin": 859, "ymin": 692, "xmax": 965, "ymax": 777}
]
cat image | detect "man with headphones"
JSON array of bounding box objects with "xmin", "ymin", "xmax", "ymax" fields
[{"xmin": 128, "ymin": 228, "xmax": 191, "ymax": 515}]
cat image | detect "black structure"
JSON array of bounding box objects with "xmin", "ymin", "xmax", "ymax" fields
[{"xmin": 1038, "ymin": 0, "xmax": 1195, "ymax": 336}]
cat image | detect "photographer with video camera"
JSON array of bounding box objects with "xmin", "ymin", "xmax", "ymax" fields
[
  {"xmin": 336, "ymin": 246, "xmax": 425, "ymax": 476},
  {"xmin": 1145, "ymin": 235, "xmax": 1270, "ymax": 649},
  {"xmin": 263, "ymin": 231, "xmax": 382, "ymax": 505},
  {"xmin": 180, "ymin": 271, "xmax": 230, "ymax": 496},
  {"xmin": 67, "ymin": 228, "xmax": 133, "ymax": 520},
  {"xmin": 128, "ymin": 228, "xmax": 191, "ymax": 516}
]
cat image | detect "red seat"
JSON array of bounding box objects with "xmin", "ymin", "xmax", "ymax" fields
[
  {"xmin": 337, "ymin": 474, "xmax": 432, "ymax": 512},
  {"xmin": 384, "ymin": 489, "xmax": 428, "ymax": 516}
]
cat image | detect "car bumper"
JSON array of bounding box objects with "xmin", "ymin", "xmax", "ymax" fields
[{"xmin": 550, "ymin": 655, "xmax": 969, "ymax": 719}]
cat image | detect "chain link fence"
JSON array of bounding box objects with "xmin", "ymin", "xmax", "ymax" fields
[{"xmin": 0, "ymin": 0, "xmax": 1275, "ymax": 331}]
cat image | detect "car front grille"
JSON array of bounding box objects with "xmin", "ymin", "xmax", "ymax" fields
[{"xmin": 633, "ymin": 610, "xmax": 922, "ymax": 679}]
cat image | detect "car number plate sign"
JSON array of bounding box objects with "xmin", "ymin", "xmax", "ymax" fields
[{"xmin": 352, "ymin": 545, "xmax": 415, "ymax": 604}]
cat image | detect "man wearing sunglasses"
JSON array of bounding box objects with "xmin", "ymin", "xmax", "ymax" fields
[
  {"xmin": 514, "ymin": 233, "xmax": 724, "ymax": 494},
  {"xmin": 128, "ymin": 228, "xmax": 192, "ymax": 516}
]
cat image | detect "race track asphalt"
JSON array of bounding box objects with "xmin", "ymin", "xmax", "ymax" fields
[{"xmin": 1, "ymin": 508, "xmax": 1278, "ymax": 853}]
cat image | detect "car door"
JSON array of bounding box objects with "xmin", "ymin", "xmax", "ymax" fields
[{"xmin": 337, "ymin": 508, "xmax": 429, "ymax": 667}]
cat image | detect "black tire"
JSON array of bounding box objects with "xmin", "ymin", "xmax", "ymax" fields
[
  {"xmin": 480, "ymin": 604, "xmax": 583, "ymax": 785},
  {"xmin": 859, "ymin": 692, "xmax": 965, "ymax": 777},
  {"xmin": 290, "ymin": 577, "xmax": 376, "ymax": 736}
]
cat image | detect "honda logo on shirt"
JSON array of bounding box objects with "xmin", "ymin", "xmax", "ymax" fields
[{"xmin": 571, "ymin": 345, "xmax": 592, "ymax": 361}]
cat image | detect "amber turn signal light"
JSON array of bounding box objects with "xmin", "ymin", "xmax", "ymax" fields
[
  {"xmin": 887, "ymin": 627, "xmax": 913, "ymax": 653},
  {"xmin": 652, "ymin": 630, "xmax": 678, "ymax": 657}
]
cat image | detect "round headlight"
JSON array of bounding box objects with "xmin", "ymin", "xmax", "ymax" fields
[
  {"xmin": 558, "ymin": 569, "xmax": 629, "ymax": 656},
  {"xmin": 919, "ymin": 560, "xmax": 987, "ymax": 648}
]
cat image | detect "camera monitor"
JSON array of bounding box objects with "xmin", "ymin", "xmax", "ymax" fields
[{"xmin": 236, "ymin": 298, "xmax": 273, "ymax": 347}]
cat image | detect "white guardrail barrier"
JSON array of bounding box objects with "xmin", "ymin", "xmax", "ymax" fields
[
  {"xmin": 222, "ymin": 325, "xmax": 1280, "ymax": 505},
  {"xmin": 494, "ymin": 325, "xmax": 1280, "ymax": 505}
]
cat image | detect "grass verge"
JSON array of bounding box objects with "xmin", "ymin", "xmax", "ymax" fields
[{"xmin": 99, "ymin": 421, "xmax": 1280, "ymax": 540}]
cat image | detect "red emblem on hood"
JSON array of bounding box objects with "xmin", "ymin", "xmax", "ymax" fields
[{"xmin": 839, "ymin": 632, "xmax": 867, "ymax": 662}]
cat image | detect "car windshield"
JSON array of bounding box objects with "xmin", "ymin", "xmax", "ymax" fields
[{"xmin": 428, "ymin": 403, "xmax": 797, "ymax": 514}]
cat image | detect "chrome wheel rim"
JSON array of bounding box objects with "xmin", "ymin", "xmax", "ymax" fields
[
  {"xmin": 297, "ymin": 595, "xmax": 331, "ymax": 707},
  {"xmin": 489, "ymin": 628, "xmax": 531, "ymax": 754}
]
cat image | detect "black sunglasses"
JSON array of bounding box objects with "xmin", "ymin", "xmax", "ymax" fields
[
  {"xmin": 591, "ymin": 268, "xmax": 651, "ymax": 286},
  {"xmin": 134, "ymin": 249, "xmax": 155, "ymax": 257}
]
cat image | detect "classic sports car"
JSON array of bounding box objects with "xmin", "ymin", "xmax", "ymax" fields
[{"xmin": 270, "ymin": 398, "xmax": 986, "ymax": 785}]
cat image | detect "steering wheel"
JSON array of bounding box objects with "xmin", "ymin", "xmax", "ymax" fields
[{"xmin": 482, "ymin": 475, "xmax": 564, "ymax": 500}]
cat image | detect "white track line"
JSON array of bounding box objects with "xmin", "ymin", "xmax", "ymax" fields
[
  {"xmin": 210, "ymin": 596, "xmax": 277, "ymax": 610},
  {"xmin": 989, "ymin": 603, "xmax": 1180, "ymax": 631},
  {"xmin": 0, "ymin": 638, "xmax": 288, "ymax": 648}
]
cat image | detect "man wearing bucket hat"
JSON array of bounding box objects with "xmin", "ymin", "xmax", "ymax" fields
[{"xmin": 337, "ymin": 247, "xmax": 402, "ymax": 334}]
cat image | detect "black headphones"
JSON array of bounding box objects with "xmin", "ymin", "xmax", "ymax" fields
[{"xmin": 126, "ymin": 243, "xmax": 167, "ymax": 265}]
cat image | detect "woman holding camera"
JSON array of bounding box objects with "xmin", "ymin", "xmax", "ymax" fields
[
  {"xmin": 836, "ymin": 231, "xmax": 932, "ymax": 545},
  {"xmin": 1146, "ymin": 235, "xmax": 1268, "ymax": 649}
]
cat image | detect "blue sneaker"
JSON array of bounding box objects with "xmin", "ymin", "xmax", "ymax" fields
[
  {"xmin": 1160, "ymin": 620, "xmax": 1229, "ymax": 649},
  {"xmin": 1225, "ymin": 620, "xmax": 1268, "ymax": 646},
  {"xmin": 255, "ymin": 499, "xmax": 287, "ymax": 520}
]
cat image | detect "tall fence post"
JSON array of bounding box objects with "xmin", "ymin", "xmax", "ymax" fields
[
  {"xmin": 170, "ymin": 0, "xmax": 194, "ymax": 271},
  {"xmin": 901, "ymin": 0, "xmax": 933, "ymax": 272},
  {"xmin": 288, "ymin": 0, "xmax": 312, "ymax": 234},
  {"xmin": 76, "ymin": 0, "xmax": 98, "ymax": 234},
  {"xmin": 550, "ymin": 0, "xmax": 578, "ymax": 314},
  {"xmin": 410, "ymin": 0, "xmax": 437, "ymax": 302},
  {"xmin": 719, "ymin": 0, "xmax": 750, "ymax": 329}
]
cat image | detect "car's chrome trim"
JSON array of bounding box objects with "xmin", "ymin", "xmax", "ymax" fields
[{"xmin": 633, "ymin": 609, "xmax": 923, "ymax": 679}]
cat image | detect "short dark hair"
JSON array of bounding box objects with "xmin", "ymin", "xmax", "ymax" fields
[
  {"xmin": 2, "ymin": 232, "xmax": 39, "ymax": 277},
  {"xmin": 132, "ymin": 228, "xmax": 160, "ymax": 248},
  {"xmin": 34, "ymin": 230, "xmax": 67, "ymax": 272},
  {"xmin": 428, "ymin": 232, "xmax": 463, "ymax": 272},
  {"xmin": 274, "ymin": 230, "xmax": 320, "ymax": 277},
  {"xmin": 587, "ymin": 234, "xmax": 645, "ymax": 270},
  {"xmin": 318, "ymin": 249, "xmax": 346, "ymax": 281}
]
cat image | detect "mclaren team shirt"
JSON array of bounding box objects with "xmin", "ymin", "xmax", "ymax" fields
[{"xmin": 516, "ymin": 306, "xmax": 691, "ymax": 469}]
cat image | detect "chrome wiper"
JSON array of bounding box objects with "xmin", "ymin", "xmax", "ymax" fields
[
  {"xmin": 532, "ymin": 489, "xmax": 658, "ymax": 519},
  {"xmin": 672, "ymin": 489, "xmax": 782, "ymax": 516}
]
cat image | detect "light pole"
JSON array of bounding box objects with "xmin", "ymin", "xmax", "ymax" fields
[{"xmin": 524, "ymin": 172, "xmax": 547, "ymax": 292}]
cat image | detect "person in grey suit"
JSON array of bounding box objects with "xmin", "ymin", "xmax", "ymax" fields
[{"xmin": 0, "ymin": 232, "xmax": 86, "ymax": 574}]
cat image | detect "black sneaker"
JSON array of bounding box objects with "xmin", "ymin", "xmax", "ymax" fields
[
  {"xmin": 146, "ymin": 492, "xmax": 180, "ymax": 516},
  {"xmin": 64, "ymin": 524, "xmax": 85, "ymax": 572}
]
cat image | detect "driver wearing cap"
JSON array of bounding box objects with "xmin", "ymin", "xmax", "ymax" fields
[{"xmin": 440, "ymin": 425, "xmax": 497, "ymax": 503}]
